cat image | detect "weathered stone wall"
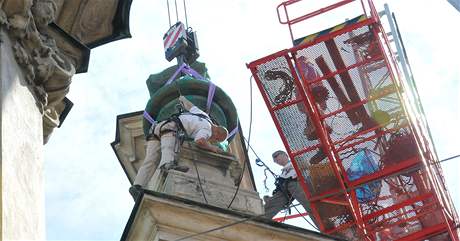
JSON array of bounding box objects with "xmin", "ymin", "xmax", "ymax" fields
[{"xmin": 1, "ymin": 28, "xmax": 46, "ymax": 240}]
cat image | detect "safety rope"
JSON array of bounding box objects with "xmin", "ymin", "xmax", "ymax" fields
[
  {"xmin": 172, "ymin": 212, "xmax": 267, "ymax": 241},
  {"xmin": 193, "ymin": 160, "xmax": 208, "ymax": 204},
  {"xmin": 226, "ymin": 75, "xmax": 253, "ymax": 208}
]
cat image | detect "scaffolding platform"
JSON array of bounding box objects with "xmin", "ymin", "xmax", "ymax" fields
[{"xmin": 247, "ymin": 1, "xmax": 459, "ymax": 240}]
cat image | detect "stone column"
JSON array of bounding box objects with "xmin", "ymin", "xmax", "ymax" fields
[{"xmin": 1, "ymin": 28, "xmax": 46, "ymax": 240}]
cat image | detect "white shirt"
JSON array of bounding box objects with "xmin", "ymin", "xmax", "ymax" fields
[
  {"xmin": 279, "ymin": 161, "xmax": 297, "ymax": 179},
  {"xmin": 178, "ymin": 106, "xmax": 212, "ymax": 141}
]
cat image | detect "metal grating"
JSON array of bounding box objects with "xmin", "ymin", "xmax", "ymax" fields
[
  {"xmin": 255, "ymin": 55, "xmax": 300, "ymax": 107},
  {"xmin": 248, "ymin": 7, "xmax": 456, "ymax": 239},
  {"xmin": 274, "ymin": 104, "xmax": 320, "ymax": 153}
]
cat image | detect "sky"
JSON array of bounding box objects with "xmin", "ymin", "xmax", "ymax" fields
[{"xmin": 43, "ymin": 0, "xmax": 460, "ymax": 240}]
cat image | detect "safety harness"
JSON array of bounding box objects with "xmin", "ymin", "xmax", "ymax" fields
[{"xmin": 147, "ymin": 107, "xmax": 213, "ymax": 143}]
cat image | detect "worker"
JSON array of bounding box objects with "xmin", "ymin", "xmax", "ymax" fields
[
  {"xmin": 263, "ymin": 150, "xmax": 318, "ymax": 226},
  {"xmin": 129, "ymin": 95, "xmax": 228, "ymax": 199},
  {"xmin": 297, "ymin": 55, "xmax": 331, "ymax": 164}
]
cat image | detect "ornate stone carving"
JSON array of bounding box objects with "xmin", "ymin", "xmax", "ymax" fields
[
  {"xmin": 1, "ymin": 0, "xmax": 76, "ymax": 143},
  {"xmin": 1, "ymin": 0, "xmax": 131, "ymax": 143}
]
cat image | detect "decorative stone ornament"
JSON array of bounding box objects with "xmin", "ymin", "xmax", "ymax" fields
[{"xmin": 0, "ymin": 0, "xmax": 132, "ymax": 143}]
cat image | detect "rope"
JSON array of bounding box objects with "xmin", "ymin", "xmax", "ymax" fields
[
  {"xmin": 174, "ymin": 0, "xmax": 179, "ymax": 22},
  {"xmin": 183, "ymin": 0, "xmax": 189, "ymax": 29},
  {"xmin": 193, "ymin": 160, "xmax": 208, "ymax": 204},
  {"xmin": 227, "ymin": 75, "xmax": 254, "ymax": 208},
  {"xmin": 436, "ymin": 154, "xmax": 460, "ymax": 164},
  {"xmin": 166, "ymin": 0, "xmax": 171, "ymax": 27},
  {"xmin": 172, "ymin": 213, "xmax": 267, "ymax": 241}
]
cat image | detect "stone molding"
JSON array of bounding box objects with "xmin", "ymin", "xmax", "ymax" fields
[
  {"xmin": 1, "ymin": 0, "xmax": 131, "ymax": 143},
  {"xmin": 122, "ymin": 192, "xmax": 339, "ymax": 241},
  {"xmin": 1, "ymin": 0, "xmax": 75, "ymax": 143}
]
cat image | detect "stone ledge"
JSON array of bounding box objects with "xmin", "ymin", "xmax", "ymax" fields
[{"xmin": 121, "ymin": 191, "xmax": 343, "ymax": 241}]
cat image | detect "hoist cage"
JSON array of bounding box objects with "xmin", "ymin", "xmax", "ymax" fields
[{"xmin": 247, "ymin": 0, "xmax": 459, "ymax": 240}]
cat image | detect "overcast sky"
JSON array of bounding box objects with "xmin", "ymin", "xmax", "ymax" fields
[{"xmin": 43, "ymin": 0, "xmax": 460, "ymax": 240}]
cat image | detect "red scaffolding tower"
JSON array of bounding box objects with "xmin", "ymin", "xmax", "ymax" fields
[{"xmin": 247, "ymin": 1, "xmax": 459, "ymax": 240}]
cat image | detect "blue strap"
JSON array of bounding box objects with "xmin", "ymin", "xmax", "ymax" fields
[
  {"xmin": 206, "ymin": 82, "xmax": 216, "ymax": 113},
  {"xmin": 143, "ymin": 110, "xmax": 156, "ymax": 124},
  {"xmin": 226, "ymin": 123, "xmax": 239, "ymax": 141}
]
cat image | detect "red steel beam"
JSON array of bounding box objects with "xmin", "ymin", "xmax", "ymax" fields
[
  {"xmin": 396, "ymin": 223, "xmax": 448, "ymax": 241},
  {"xmin": 273, "ymin": 212, "xmax": 309, "ymax": 222},
  {"xmin": 336, "ymin": 122, "xmax": 410, "ymax": 152},
  {"xmin": 363, "ymin": 193, "xmax": 433, "ymax": 222},
  {"xmin": 296, "ymin": 54, "xmax": 384, "ymax": 87},
  {"xmin": 369, "ymin": 202, "xmax": 438, "ymax": 231}
]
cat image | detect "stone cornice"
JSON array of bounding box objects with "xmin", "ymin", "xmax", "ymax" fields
[
  {"xmin": 1, "ymin": 0, "xmax": 75, "ymax": 143},
  {"xmin": 1, "ymin": 0, "xmax": 132, "ymax": 143}
]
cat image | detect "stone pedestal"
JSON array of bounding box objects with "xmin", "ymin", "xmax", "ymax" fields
[
  {"xmin": 121, "ymin": 192, "xmax": 338, "ymax": 241},
  {"xmin": 158, "ymin": 142, "xmax": 263, "ymax": 215},
  {"xmin": 1, "ymin": 28, "xmax": 46, "ymax": 240}
]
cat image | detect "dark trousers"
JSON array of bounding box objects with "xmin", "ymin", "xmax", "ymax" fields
[{"xmin": 264, "ymin": 180, "xmax": 318, "ymax": 227}]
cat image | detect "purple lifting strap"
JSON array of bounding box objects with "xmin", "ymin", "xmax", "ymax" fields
[
  {"xmin": 182, "ymin": 65, "xmax": 205, "ymax": 80},
  {"xmin": 206, "ymin": 82, "xmax": 216, "ymax": 113},
  {"xmin": 166, "ymin": 63, "xmax": 206, "ymax": 86},
  {"xmin": 165, "ymin": 64, "xmax": 216, "ymax": 114},
  {"xmin": 143, "ymin": 110, "xmax": 156, "ymax": 124},
  {"xmin": 165, "ymin": 63, "xmax": 187, "ymax": 85},
  {"xmin": 226, "ymin": 123, "xmax": 239, "ymax": 141}
]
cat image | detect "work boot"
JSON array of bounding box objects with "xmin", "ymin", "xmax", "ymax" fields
[
  {"xmin": 129, "ymin": 184, "xmax": 143, "ymax": 201},
  {"xmin": 310, "ymin": 150, "xmax": 327, "ymax": 165},
  {"xmin": 161, "ymin": 162, "xmax": 190, "ymax": 173}
]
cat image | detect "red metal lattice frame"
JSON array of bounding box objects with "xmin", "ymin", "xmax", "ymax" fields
[{"xmin": 248, "ymin": 1, "xmax": 459, "ymax": 240}]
